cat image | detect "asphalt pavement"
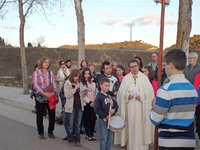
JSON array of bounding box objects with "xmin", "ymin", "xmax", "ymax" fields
[{"xmin": 0, "ymin": 85, "xmax": 199, "ymax": 150}]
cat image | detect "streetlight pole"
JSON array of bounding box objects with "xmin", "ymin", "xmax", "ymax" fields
[{"xmin": 154, "ymin": 0, "xmax": 168, "ymax": 150}]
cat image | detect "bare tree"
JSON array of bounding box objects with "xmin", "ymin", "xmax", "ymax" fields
[
  {"xmin": 17, "ymin": 0, "xmax": 60, "ymax": 94},
  {"xmin": 36, "ymin": 35, "xmax": 46, "ymax": 47},
  {"xmin": 74, "ymin": 0, "xmax": 85, "ymax": 67},
  {"xmin": 0, "ymin": 0, "xmax": 11, "ymax": 19},
  {"xmin": 176, "ymin": 0, "xmax": 192, "ymax": 56}
]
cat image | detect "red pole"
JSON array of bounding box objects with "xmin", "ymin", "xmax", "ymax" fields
[{"xmin": 154, "ymin": 0, "xmax": 165, "ymax": 150}]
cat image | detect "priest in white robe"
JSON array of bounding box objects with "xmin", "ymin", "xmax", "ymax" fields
[{"xmin": 114, "ymin": 59, "xmax": 155, "ymax": 150}]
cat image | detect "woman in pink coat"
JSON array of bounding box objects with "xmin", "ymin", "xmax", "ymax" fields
[{"xmin": 143, "ymin": 66, "xmax": 158, "ymax": 96}]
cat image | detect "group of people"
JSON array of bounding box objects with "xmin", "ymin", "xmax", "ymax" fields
[{"xmin": 31, "ymin": 50, "xmax": 200, "ymax": 150}]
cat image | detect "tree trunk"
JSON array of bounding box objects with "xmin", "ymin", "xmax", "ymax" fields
[
  {"xmin": 74, "ymin": 0, "xmax": 85, "ymax": 67},
  {"xmin": 176, "ymin": 0, "xmax": 192, "ymax": 56},
  {"xmin": 18, "ymin": 0, "xmax": 29, "ymax": 94}
]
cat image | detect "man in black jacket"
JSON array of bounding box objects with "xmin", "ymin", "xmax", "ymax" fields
[{"xmin": 97, "ymin": 61, "xmax": 120, "ymax": 97}]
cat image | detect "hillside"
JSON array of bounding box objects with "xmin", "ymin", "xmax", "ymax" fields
[
  {"xmin": 0, "ymin": 48, "xmax": 158, "ymax": 77},
  {"xmin": 0, "ymin": 48, "xmax": 199, "ymax": 77},
  {"xmin": 59, "ymin": 40, "xmax": 158, "ymax": 50},
  {"xmin": 165, "ymin": 34, "xmax": 200, "ymax": 50}
]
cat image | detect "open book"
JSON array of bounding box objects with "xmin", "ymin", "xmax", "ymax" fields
[
  {"xmin": 80, "ymin": 88, "xmax": 91, "ymax": 94},
  {"xmin": 129, "ymin": 87, "xmax": 140, "ymax": 97}
]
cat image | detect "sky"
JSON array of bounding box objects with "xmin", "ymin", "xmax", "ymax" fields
[{"xmin": 0, "ymin": 0, "xmax": 200, "ymax": 49}]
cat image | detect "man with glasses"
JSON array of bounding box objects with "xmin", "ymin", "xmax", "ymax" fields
[
  {"xmin": 184, "ymin": 52, "xmax": 200, "ymax": 84},
  {"xmin": 147, "ymin": 52, "xmax": 158, "ymax": 71},
  {"xmin": 114, "ymin": 59, "xmax": 154, "ymax": 150}
]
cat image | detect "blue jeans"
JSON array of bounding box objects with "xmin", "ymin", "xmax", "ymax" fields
[
  {"xmin": 66, "ymin": 107, "xmax": 82, "ymax": 143},
  {"xmin": 99, "ymin": 119, "xmax": 114, "ymax": 150},
  {"xmin": 63, "ymin": 111, "xmax": 68, "ymax": 136}
]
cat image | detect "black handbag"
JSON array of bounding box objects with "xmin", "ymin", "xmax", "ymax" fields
[
  {"xmin": 112, "ymin": 81, "xmax": 121, "ymax": 92},
  {"xmin": 35, "ymin": 95, "xmax": 48, "ymax": 103}
]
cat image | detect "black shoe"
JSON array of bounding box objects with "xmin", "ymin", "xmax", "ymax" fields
[
  {"xmin": 62, "ymin": 136, "xmax": 68, "ymax": 142},
  {"xmin": 80, "ymin": 129, "xmax": 85, "ymax": 134},
  {"xmin": 48, "ymin": 133, "xmax": 55, "ymax": 139},
  {"xmin": 87, "ymin": 136, "xmax": 94, "ymax": 142},
  {"xmin": 56, "ymin": 120, "xmax": 63, "ymax": 125},
  {"xmin": 32, "ymin": 110, "xmax": 37, "ymax": 114},
  {"xmin": 38, "ymin": 134, "xmax": 45, "ymax": 139}
]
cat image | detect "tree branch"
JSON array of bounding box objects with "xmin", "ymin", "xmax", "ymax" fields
[
  {"xmin": 22, "ymin": 0, "xmax": 29, "ymax": 5},
  {"xmin": 24, "ymin": 0, "xmax": 34, "ymax": 17},
  {"xmin": 0, "ymin": 0, "xmax": 6, "ymax": 10}
]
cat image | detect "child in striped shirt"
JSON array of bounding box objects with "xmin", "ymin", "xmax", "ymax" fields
[{"xmin": 150, "ymin": 49, "xmax": 198, "ymax": 150}]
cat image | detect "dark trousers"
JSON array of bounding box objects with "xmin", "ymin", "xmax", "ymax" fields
[
  {"xmin": 159, "ymin": 147, "xmax": 194, "ymax": 150},
  {"xmin": 36, "ymin": 101, "xmax": 55, "ymax": 134},
  {"xmin": 196, "ymin": 105, "xmax": 200, "ymax": 138},
  {"xmin": 83, "ymin": 104, "xmax": 96, "ymax": 136}
]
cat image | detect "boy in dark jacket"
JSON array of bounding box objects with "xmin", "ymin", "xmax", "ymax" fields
[{"xmin": 94, "ymin": 77, "xmax": 118, "ymax": 150}]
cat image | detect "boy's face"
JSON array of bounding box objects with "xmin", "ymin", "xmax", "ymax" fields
[{"xmin": 100, "ymin": 82, "xmax": 110, "ymax": 93}]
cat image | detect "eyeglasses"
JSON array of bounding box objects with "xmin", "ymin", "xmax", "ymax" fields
[
  {"xmin": 61, "ymin": 63, "xmax": 65, "ymax": 65},
  {"xmin": 129, "ymin": 65, "xmax": 138, "ymax": 68}
]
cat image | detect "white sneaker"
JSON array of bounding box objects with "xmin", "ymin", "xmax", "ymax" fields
[{"xmin": 198, "ymin": 140, "xmax": 200, "ymax": 146}]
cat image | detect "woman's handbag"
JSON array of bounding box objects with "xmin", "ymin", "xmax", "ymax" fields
[{"xmin": 35, "ymin": 95, "xmax": 48, "ymax": 103}]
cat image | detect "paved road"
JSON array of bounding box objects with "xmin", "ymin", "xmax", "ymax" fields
[
  {"xmin": 0, "ymin": 115, "xmax": 91, "ymax": 150},
  {"xmin": 0, "ymin": 86, "xmax": 200, "ymax": 150}
]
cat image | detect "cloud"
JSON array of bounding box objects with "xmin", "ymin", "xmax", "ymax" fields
[
  {"xmin": 166, "ymin": 12, "xmax": 175, "ymax": 16},
  {"xmin": 57, "ymin": 7, "xmax": 66, "ymax": 12},
  {"xmin": 85, "ymin": 19, "xmax": 89, "ymax": 23},
  {"xmin": 100, "ymin": 19, "xmax": 121, "ymax": 26},
  {"xmin": 96, "ymin": 12, "xmax": 116, "ymax": 17},
  {"xmin": 4, "ymin": 26, "xmax": 18, "ymax": 30},
  {"xmin": 119, "ymin": 14, "xmax": 131, "ymax": 18},
  {"xmin": 122, "ymin": 13, "xmax": 176, "ymax": 27},
  {"xmin": 4, "ymin": 25, "xmax": 34, "ymax": 30},
  {"xmin": 25, "ymin": 25, "xmax": 34, "ymax": 29},
  {"xmin": 165, "ymin": 20, "xmax": 176, "ymax": 25}
]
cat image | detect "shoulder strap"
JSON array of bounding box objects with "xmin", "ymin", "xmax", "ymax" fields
[{"xmin": 49, "ymin": 71, "xmax": 52, "ymax": 84}]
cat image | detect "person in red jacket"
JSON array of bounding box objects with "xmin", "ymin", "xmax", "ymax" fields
[
  {"xmin": 194, "ymin": 73, "xmax": 200, "ymax": 89},
  {"xmin": 194, "ymin": 73, "xmax": 200, "ymax": 145}
]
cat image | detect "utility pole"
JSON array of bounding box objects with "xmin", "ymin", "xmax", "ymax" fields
[
  {"xmin": 130, "ymin": 26, "xmax": 132, "ymax": 49},
  {"xmin": 154, "ymin": 1, "xmax": 169, "ymax": 150}
]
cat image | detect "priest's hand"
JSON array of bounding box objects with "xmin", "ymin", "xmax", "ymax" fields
[
  {"xmin": 135, "ymin": 95, "xmax": 141, "ymax": 101},
  {"xmin": 128, "ymin": 95, "xmax": 134, "ymax": 100}
]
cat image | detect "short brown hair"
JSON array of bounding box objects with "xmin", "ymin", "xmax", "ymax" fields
[
  {"xmin": 68, "ymin": 69, "xmax": 81, "ymax": 83},
  {"xmin": 99, "ymin": 77, "xmax": 110, "ymax": 85},
  {"xmin": 38, "ymin": 57, "xmax": 50, "ymax": 70},
  {"xmin": 89, "ymin": 63, "xmax": 95, "ymax": 67},
  {"xmin": 165, "ymin": 49, "xmax": 186, "ymax": 70}
]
